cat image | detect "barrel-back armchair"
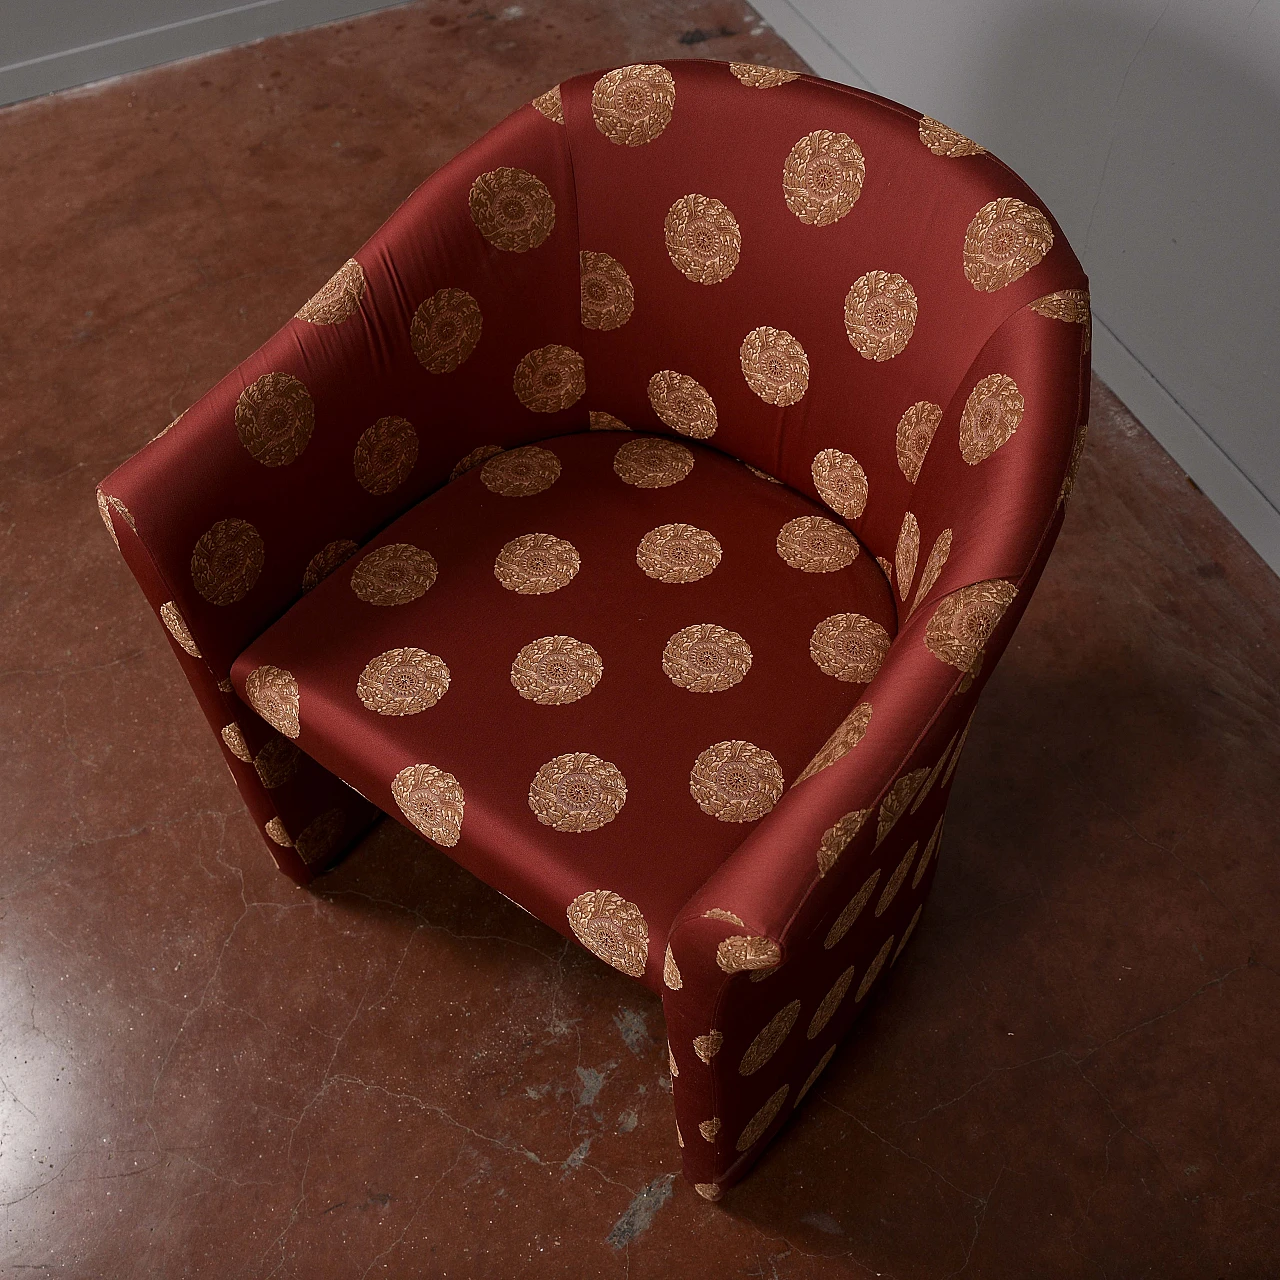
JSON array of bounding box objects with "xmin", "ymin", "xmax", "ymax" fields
[{"xmin": 98, "ymin": 59, "xmax": 1090, "ymax": 1196}]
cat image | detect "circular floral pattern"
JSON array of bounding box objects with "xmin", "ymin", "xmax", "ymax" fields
[
  {"xmin": 796, "ymin": 701, "xmax": 873, "ymax": 784},
  {"xmin": 529, "ymin": 752, "xmax": 627, "ymax": 833},
  {"xmin": 917, "ymin": 116, "xmax": 985, "ymax": 157},
  {"xmin": 254, "ymin": 736, "xmax": 300, "ymax": 789},
  {"xmin": 295, "ymin": 258, "xmax": 365, "ymax": 324},
  {"xmin": 350, "ymin": 543, "xmax": 438, "ymax": 605},
  {"xmin": 636, "ymin": 523, "xmax": 721, "ymax": 583},
  {"xmin": 663, "ymin": 624, "xmax": 752, "ymax": 693},
  {"xmin": 450, "ymin": 443, "xmax": 503, "ymax": 480},
  {"xmin": 691, "ymin": 740, "xmax": 783, "ymax": 822},
  {"xmin": 221, "ymin": 722, "xmax": 252, "ymax": 762},
  {"xmin": 191, "ymin": 518, "xmax": 264, "ymax": 605},
  {"xmin": 302, "ymin": 539, "xmax": 358, "ymax": 591},
  {"xmin": 739, "ymin": 1000, "xmax": 801, "ymax": 1076},
  {"xmin": 925, "ymin": 579, "xmax": 1018, "ymax": 672},
  {"xmin": 808, "ymin": 966, "xmax": 856, "ymax": 1039},
  {"xmin": 896, "ymin": 511, "xmax": 920, "ymax": 599},
  {"xmin": 591, "ymin": 63, "xmax": 675, "ymax": 146},
  {"xmin": 264, "ymin": 817, "xmax": 292, "ymax": 846},
  {"xmin": 647, "ymin": 370, "xmax": 717, "ymax": 438},
  {"xmin": 468, "ymin": 167, "xmax": 555, "ymax": 252},
  {"xmin": 411, "ymin": 288, "xmax": 482, "ymax": 374},
  {"xmin": 856, "ymin": 935, "xmax": 895, "ymax": 1002},
  {"xmin": 810, "ymin": 613, "xmax": 891, "ymax": 683},
  {"xmin": 1031, "ymin": 289, "xmax": 1091, "ymax": 324},
  {"xmin": 896, "ymin": 401, "xmax": 942, "ymax": 484},
  {"xmin": 959, "ymin": 373, "xmax": 1024, "ymax": 464},
  {"xmin": 783, "ymin": 130, "xmax": 865, "ymax": 226},
  {"xmin": 776, "ymin": 516, "xmax": 858, "ymax": 573},
  {"xmin": 736, "ymin": 1084, "xmax": 790, "ymax": 1153},
  {"xmin": 589, "ymin": 410, "xmax": 630, "ymax": 432},
  {"xmin": 716, "ymin": 934, "xmax": 781, "ymax": 973},
  {"xmin": 514, "ymin": 345, "xmax": 586, "ymax": 413},
  {"xmin": 877, "ymin": 768, "xmax": 929, "ymax": 847},
  {"xmin": 494, "ymin": 533, "xmax": 580, "ymax": 595},
  {"xmin": 730, "ymin": 62, "xmax": 799, "ymax": 88},
  {"xmin": 245, "ymin": 664, "xmax": 300, "ymax": 738},
  {"xmin": 566, "ymin": 889, "xmax": 648, "ymax": 976},
  {"xmin": 693, "ymin": 1030, "xmax": 723, "ymax": 1062},
  {"xmin": 816, "ymin": 808, "xmax": 870, "ymax": 877},
  {"xmin": 579, "ymin": 251, "xmax": 634, "ymax": 330},
  {"xmin": 876, "ymin": 841, "xmax": 918, "ymax": 917},
  {"xmin": 481, "ymin": 445, "xmax": 562, "ymax": 495},
  {"xmin": 96, "ymin": 490, "xmax": 133, "ymax": 550},
  {"xmin": 531, "ymin": 83, "xmax": 563, "ymax": 123},
  {"xmin": 357, "ymin": 648, "xmax": 450, "ymax": 715},
  {"xmin": 663, "ymin": 945, "xmax": 682, "ymax": 990},
  {"xmin": 392, "ymin": 763, "xmax": 465, "ymax": 847},
  {"xmin": 353, "ymin": 416, "xmax": 418, "ymax": 495},
  {"xmin": 811, "ymin": 448, "xmax": 869, "ymax": 519},
  {"xmin": 844, "ymin": 271, "xmax": 918, "ymax": 361},
  {"xmin": 1060, "ymin": 421, "xmax": 1089, "ymax": 505},
  {"xmin": 613, "ymin": 437, "xmax": 694, "ymax": 488},
  {"xmin": 160, "ymin": 601, "xmax": 201, "ymax": 657},
  {"xmin": 235, "ymin": 372, "xmax": 314, "ymax": 467},
  {"xmin": 511, "ymin": 635, "xmax": 602, "ymax": 704},
  {"xmin": 913, "ymin": 816, "xmax": 945, "ymax": 890},
  {"xmin": 824, "ymin": 868, "xmax": 881, "ymax": 949},
  {"xmin": 740, "ymin": 326, "xmax": 809, "ymax": 405},
  {"xmin": 295, "ymin": 809, "xmax": 345, "ymax": 865},
  {"xmin": 664, "ymin": 194, "xmax": 741, "ymax": 284},
  {"xmin": 912, "ymin": 528, "xmax": 952, "ymax": 612},
  {"xmin": 963, "ymin": 197, "xmax": 1054, "ymax": 292}
]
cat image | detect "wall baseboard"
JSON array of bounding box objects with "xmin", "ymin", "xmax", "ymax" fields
[
  {"xmin": 752, "ymin": 0, "xmax": 1280, "ymax": 578},
  {"xmin": 0, "ymin": 0, "xmax": 407, "ymax": 108}
]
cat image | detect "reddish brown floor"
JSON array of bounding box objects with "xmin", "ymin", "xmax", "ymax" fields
[{"xmin": 2, "ymin": 2, "xmax": 1279, "ymax": 1276}]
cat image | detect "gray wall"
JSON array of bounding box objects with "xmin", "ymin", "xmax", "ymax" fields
[
  {"xmin": 0, "ymin": 1, "xmax": 406, "ymax": 106},
  {"xmin": 756, "ymin": 0, "xmax": 1280, "ymax": 575}
]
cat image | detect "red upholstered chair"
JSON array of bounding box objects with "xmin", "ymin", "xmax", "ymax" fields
[{"xmin": 98, "ymin": 60, "xmax": 1089, "ymax": 1197}]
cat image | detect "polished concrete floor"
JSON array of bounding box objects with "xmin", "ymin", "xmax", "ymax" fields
[{"xmin": 3, "ymin": 2, "xmax": 1279, "ymax": 1276}]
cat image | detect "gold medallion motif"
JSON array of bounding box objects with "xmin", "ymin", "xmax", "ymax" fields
[
  {"xmin": 191, "ymin": 518, "xmax": 264, "ymax": 605},
  {"xmin": 912, "ymin": 735, "xmax": 956, "ymax": 816},
  {"xmin": 807, "ymin": 966, "xmax": 856, "ymax": 1039},
  {"xmin": 245, "ymin": 664, "xmax": 300, "ymax": 739},
  {"xmin": 664, "ymin": 194, "xmax": 741, "ymax": 284},
  {"xmin": 511, "ymin": 634, "xmax": 602, "ymax": 704},
  {"xmin": 514, "ymin": 345, "xmax": 586, "ymax": 413},
  {"xmin": 591, "ymin": 63, "xmax": 675, "ymax": 146},
  {"xmin": 896, "ymin": 511, "xmax": 920, "ymax": 600},
  {"xmin": 943, "ymin": 717, "xmax": 973, "ymax": 788},
  {"xmin": 221, "ymin": 722, "xmax": 252, "ymax": 762},
  {"xmin": 691, "ymin": 740, "xmax": 783, "ymax": 822},
  {"xmin": 811, "ymin": 448, "xmax": 868, "ymax": 518},
  {"xmin": 647, "ymin": 369, "xmax": 717, "ymax": 438},
  {"xmin": 856, "ymin": 935, "xmax": 895, "ymax": 1002},
  {"xmin": 358, "ymin": 647, "xmax": 450, "ymax": 715},
  {"xmin": 739, "ymin": 999, "xmax": 801, "ymax": 1076},
  {"xmin": 736, "ymin": 1083, "xmax": 790, "ymax": 1153},
  {"xmin": 796, "ymin": 1045, "xmax": 837, "ymax": 1106},
  {"xmin": 704, "ymin": 908, "xmax": 746, "ymax": 926},
  {"xmin": 963, "ymin": 197, "xmax": 1054, "ymax": 292},
  {"xmin": 566, "ymin": 889, "xmax": 649, "ymax": 976},
  {"xmin": 810, "ymin": 614, "xmax": 891, "ymax": 683},
  {"xmin": 636, "ymin": 523, "xmax": 721, "ymax": 583},
  {"xmin": 796, "ymin": 701, "xmax": 873, "ymax": 783},
  {"xmin": 693, "ymin": 1030, "xmax": 723, "ymax": 1062},
  {"xmin": 613, "ymin": 437, "xmax": 694, "ymax": 488},
  {"xmin": 783, "ymin": 130, "xmax": 865, "ymax": 226},
  {"xmin": 529, "ymin": 753, "xmax": 627, "ymax": 833},
  {"xmin": 235, "ymin": 372, "xmax": 314, "ymax": 467},
  {"xmin": 295, "ymin": 808, "xmax": 345, "ymax": 865},
  {"xmin": 411, "ymin": 287, "xmax": 483, "ymax": 374},
  {"xmin": 531, "ymin": 83, "xmax": 563, "ymax": 124},
  {"xmin": 698, "ymin": 1118, "xmax": 720, "ymax": 1141},
  {"xmin": 160, "ymin": 601, "xmax": 201, "ymax": 657},
  {"xmin": 392, "ymin": 763, "xmax": 465, "ymax": 847},
  {"xmin": 776, "ymin": 515, "xmax": 858, "ymax": 573},
  {"xmin": 253, "ymin": 735, "xmax": 300, "ymax": 789},
  {"xmin": 481, "ymin": 445, "xmax": 562, "ymax": 495},
  {"xmin": 844, "ymin": 271, "xmax": 918, "ymax": 361},
  {"xmin": 295, "ymin": 258, "xmax": 365, "ymax": 324},
  {"xmin": 925, "ymin": 579, "xmax": 1018, "ymax": 671},
  {"xmin": 1060, "ymin": 420, "xmax": 1089, "ymax": 504},
  {"xmin": 96, "ymin": 490, "xmax": 134, "ymax": 550},
  {"xmin": 894, "ymin": 906, "xmax": 922, "ymax": 962},
  {"xmin": 913, "ymin": 815, "xmax": 945, "ymax": 889},
  {"xmin": 876, "ymin": 768, "xmax": 930, "ymax": 845},
  {"xmin": 302, "ymin": 539, "xmax": 358, "ymax": 591},
  {"xmin": 468, "ymin": 167, "xmax": 555, "ymax": 252},
  {"xmin": 350, "ymin": 543, "xmax": 438, "ymax": 606},
  {"xmin": 817, "ymin": 808, "xmax": 870, "ymax": 876},
  {"xmin": 449, "ymin": 443, "xmax": 502, "ymax": 480},
  {"xmin": 960, "ymin": 373, "xmax": 1024, "ymax": 464},
  {"xmin": 353, "ymin": 416, "xmax": 418, "ymax": 495},
  {"xmin": 663, "ymin": 624, "xmax": 752, "ymax": 693},
  {"xmin": 494, "ymin": 533, "xmax": 580, "ymax": 595},
  {"xmin": 668, "ymin": 1043, "xmax": 678, "ymax": 1077},
  {"xmin": 910, "ymin": 528, "xmax": 952, "ymax": 615},
  {"xmin": 917, "ymin": 116, "xmax": 985, "ymax": 157},
  {"xmin": 876, "ymin": 841, "xmax": 918, "ymax": 917},
  {"xmin": 264, "ymin": 817, "xmax": 292, "ymax": 846},
  {"xmin": 896, "ymin": 401, "xmax": 942, "ymax": 484},
  {"xmin": 695, "ymin": 1183, "xmax": 721, "ymax": 1202},
  {"xmin": 663, "ymin": 944, "xmax": 682, "ymax": 990},
  {"xmin": 580, "ymin": 251, "xmax": 634, "ymax": 330},
  {"xmin": 824, "ymin": 868, "xmax": 881, "ymax": 949},
  {"xmin": 730, "ymin": 62, "xmax": 799, "ymax": 88},
  {"xmin": 1033, "ymin": 289, "xmax": 1092, "ymax": 353},
  {"xmin": 716, "ymin": 935, "xmax": 781, "ymax": 974},
  {"xmin": 740, "ymin": 326, "xmax": 809, "ymax": 405},
  {"xmin": 589, "ymin": 410, "xmax": 630, "ymax": 432}
]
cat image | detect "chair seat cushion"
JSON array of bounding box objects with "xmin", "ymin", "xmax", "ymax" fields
[{"xmin": 232, "ymin": 431, "xmax": 896, "ymax": 989}]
